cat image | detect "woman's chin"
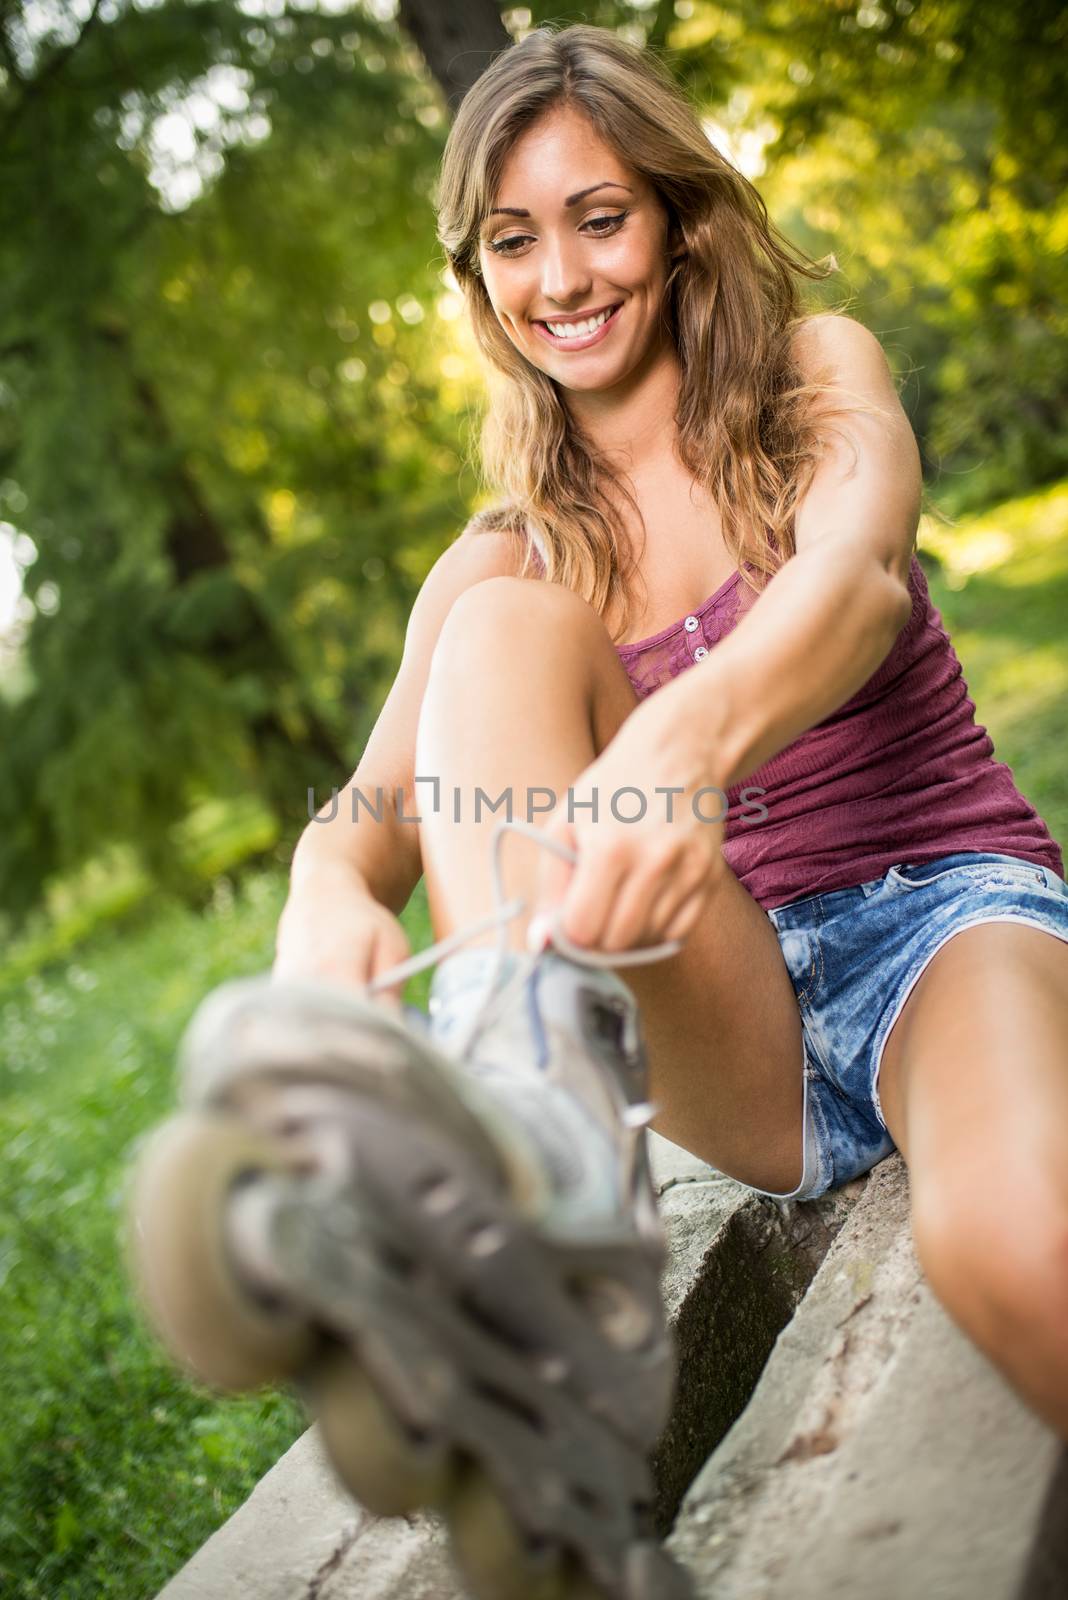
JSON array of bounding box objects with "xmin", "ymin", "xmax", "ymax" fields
[{"xmin": 534, "ymin": 347, "xmax": 632, "ymax": 389}]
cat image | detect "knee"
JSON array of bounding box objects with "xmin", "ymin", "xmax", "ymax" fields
[
  {"xmin": 435, "ymin": 576, "xmax": 601, "ymax": 662},
  {"xmin": 913, "ymin": 1175, "xmax": 1068, "ymax": 1351}
]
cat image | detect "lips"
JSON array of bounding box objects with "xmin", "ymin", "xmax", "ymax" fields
[
  {"xmin": 531, "ymin": 302, "xmax": 624, "ymax": 351},
  {"xmin": 534, "ymin": 304, "xmax": 617, "ymax": 329}
]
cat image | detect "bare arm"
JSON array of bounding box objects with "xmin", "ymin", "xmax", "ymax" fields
[
  {"xmin": 285, "ymin": 524, "xmax": 527, "ymax": 918},
  {"xmin": 657, "ymin": 315, "xmax": 920, "ymax": 787}
]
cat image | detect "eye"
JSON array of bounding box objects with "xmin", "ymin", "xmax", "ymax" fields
[
  {"xmin": 585, "ymin": 211, "xmax": 628, "ymax": 235},
  {"xmin": 487, "ymin": 211, "xmax": 629, "ymax": 258},
  {"xmin": 487, "ymin": 233, "xmax": 533, "ymax": 257}
]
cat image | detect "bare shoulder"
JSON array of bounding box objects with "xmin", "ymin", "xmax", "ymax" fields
[
  {"xmin": 789, "ymin": 313, "xmax": 921, "ymax": 584},
  {"xmin": 789, "ymin": 312, "xmax": 895, "ymax": 395}
]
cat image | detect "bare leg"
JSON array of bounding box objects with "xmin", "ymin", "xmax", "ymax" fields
[
  {"xmin": 877, "ymin": 922, "xmax": 1068, "ymax": 1441},
  {"xmin": 415, "ymin": 576, "xmax": 808, "ymax": 1194}
]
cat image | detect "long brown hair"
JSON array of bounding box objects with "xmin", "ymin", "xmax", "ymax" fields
[{"xmin": 435, "ymin": 22, "xmax": 892, "ymax": 639}]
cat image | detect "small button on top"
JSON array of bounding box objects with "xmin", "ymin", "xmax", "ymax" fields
[
  {"xmin": 683, "ymin": 615, "xmax": 700, "ymax": 632},
  {"xmin": 693, "ymin": 645, "xmax": 709, "ymax": 661}
]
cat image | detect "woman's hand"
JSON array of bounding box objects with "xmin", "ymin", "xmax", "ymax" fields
[
  {"xmin": 272, "ymin": 865, "xmax": 412, "ymax": 1012},
  {"xmin": 531, "ymin": 698, "xmax": 730, "ymax": 953}
]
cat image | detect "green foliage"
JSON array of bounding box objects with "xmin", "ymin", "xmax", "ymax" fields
[
  {"xmin": 917, "ymin": 480, "xmax": 1068, "ymax": 852},
  {"xmin": 2, "ymin": 0, "xmax": 1065, "ymax": 929},
  {"xmin": 0, "ymin": 0, "xmax": 475, "ymax": 926},
  {"xmin": 0, "ymin": 868, "xmax": 303, "ymax": 1597},
  {"xmin": 706, "ymin": 1, "xmax": 1068, "ymax": 513},
  {"xmin": 0, "ymin": 860, "xmax": 434, "ymax": 1598}
]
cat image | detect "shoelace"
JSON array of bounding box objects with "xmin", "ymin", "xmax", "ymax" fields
[{"xmin": 361, "ymin": 817, "xmax": 683, "ymax": 1128}]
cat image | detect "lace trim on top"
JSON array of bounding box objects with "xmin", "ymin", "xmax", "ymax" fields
[
  {"xmin": 476, "ymin": 509, "xmax": 753, "ymax": 702},
  {"xmin": 614, "ymin": 566, "xmax": 756, "ymax": 701}
]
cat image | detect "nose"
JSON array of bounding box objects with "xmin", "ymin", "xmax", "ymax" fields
[{"xmin": 539, "ymin": 231, "xmax": 592, "ymax": 308}]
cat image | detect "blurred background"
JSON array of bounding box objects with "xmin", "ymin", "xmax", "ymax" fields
[{"xmin": 0, "ymin": 1, "xmax": 1065, "ymax": 1594}]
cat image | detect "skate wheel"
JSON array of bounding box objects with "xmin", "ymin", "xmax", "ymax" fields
[
  {"xmin": 315, "ymin": 1354, "xmax": 456, "ymax": 1517},
  {"xmin": 445, "ymin": 1464, "xmax": 604, "ymax": 1600},
  {"xmin": 129, "ymin": 1111, "xmax": 313, "ymax": 1391}
]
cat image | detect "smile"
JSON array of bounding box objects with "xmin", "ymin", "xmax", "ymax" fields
[{"xmin": 532, "ymin": 303, "xmax": 623, "ymax": 350}]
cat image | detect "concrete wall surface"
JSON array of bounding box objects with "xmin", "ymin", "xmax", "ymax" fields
[{"xmin": 668, "ymin": 1154, "xmax": 1068, "ymax": 1600}]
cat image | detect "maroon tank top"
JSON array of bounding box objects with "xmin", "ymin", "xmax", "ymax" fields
[{"xmin": 529, "ymin": 544, "xmax": 1064, "ymax": 910}]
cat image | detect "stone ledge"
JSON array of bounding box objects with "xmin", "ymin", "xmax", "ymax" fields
[
  {"xmin": 668, "ymin": 1153, "xmax": 1068, "ymax": 1599},
  {"xmin": 651, "ymin": 1150, "xmax": 857, "ymax": 1529},
  {"xmin": 157, "ymin": 1134, "xmax": 856, "ymax": 1599}
]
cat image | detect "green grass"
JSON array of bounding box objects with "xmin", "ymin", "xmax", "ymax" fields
[
  {"xmin": 0, "ymin": 867, "xmax": 433, "ymax": 1599},
  {"xmin": 918, "ymin": 479, "xmax": 1068, "ymax": 856},
  {"xmin": 1, "ymin": 478, "xmax": 1065, "ymax": 1598},
  {"xmin": 0, "ymin": 793, "xmax": 282, "ymax": 996}
]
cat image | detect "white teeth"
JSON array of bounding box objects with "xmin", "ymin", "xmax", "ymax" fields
[{"xmin": 543, "ymin": 306, "xmax": 616, "ymax": 339}]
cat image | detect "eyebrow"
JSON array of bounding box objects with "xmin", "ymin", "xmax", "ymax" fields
[{"xmin": 484, "ymin": 181, "xmax": 633, "ymax": 221}]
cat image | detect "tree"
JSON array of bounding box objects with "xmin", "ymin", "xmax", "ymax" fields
[
  {"xmin": 397, "ymin": 0, "xmax": 511, "ymax": 109},
  {"xmin": 0, "ymin": 0, "xmax": 470, "ymax": 924},
  {"xmin": 2, "ymin": 0, "xmax": 1063, "ymax": 932}
]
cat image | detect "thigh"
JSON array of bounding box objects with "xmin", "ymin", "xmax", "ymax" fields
[
  {"xmin": 877, "ymin": 919, "xmax": 1068, "ymax": 1219},
  {"xmin": 579, "ymin": 631, "xmax": 809, "ymax": 1196},
  {"xmin": 611, "ymin": 861, "xmax": 808, "ymax": 1196},
  {"xmin": 874, "ymin": 918, "xmax": 1068, "ymax": 1441}
]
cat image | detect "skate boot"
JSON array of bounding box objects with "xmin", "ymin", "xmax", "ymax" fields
[{"xmin": 128, "ymin": 820, "xmax": 695, "ymax": 1600}]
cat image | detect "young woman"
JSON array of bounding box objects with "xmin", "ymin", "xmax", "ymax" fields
[{"xmin": 132, "ymin": 24, "xmax": 1068, "ymax": 1600}]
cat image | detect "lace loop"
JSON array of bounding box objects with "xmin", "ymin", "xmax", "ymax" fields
[{"xmin": 362, "ymin": 817, "xmax": 683, "ymax": 1063}]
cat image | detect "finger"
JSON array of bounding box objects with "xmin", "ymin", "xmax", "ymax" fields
[
  {"xmin": 643, "ymin": 858, "xmax": 711, "ymax": 943},
  {"xmin": 598, "ymin": 852, "xmax": 680, "ymax": 952},
  {"xmin": 557, "ymin": 843, "xmax": 630, "ymax": 950}
]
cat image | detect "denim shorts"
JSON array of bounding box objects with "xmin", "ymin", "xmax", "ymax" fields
[{"xmin": 749, "ymin": 850, "xmax": 1068, "ymax": 1205}]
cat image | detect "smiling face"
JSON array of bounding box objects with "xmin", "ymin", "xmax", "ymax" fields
[{"xmin": 477, "ymin": 104, "xmax": 677, "ymax": 395}]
